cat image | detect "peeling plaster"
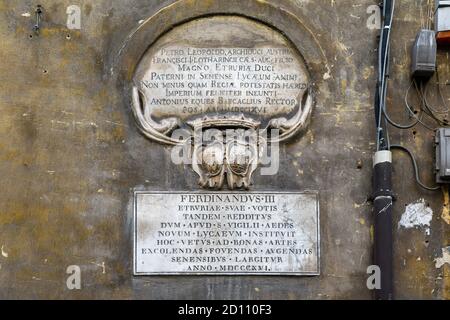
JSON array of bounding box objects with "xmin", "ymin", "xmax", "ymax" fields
[
  {"xmin": 91, "ymin": 261, "xmax": 106, "ymax": 274},
  {"xmin": 323, "ymin": 65, "xmax": 332, "ymax": 80},
  {"xmin": 441, "ymin": 186, "xmax": 450, "ymax": 225},
  {"xmin": 398, "ymin": 199, "xmax": 433, "ymax": 235},
  {"xmin": 1, "ymin": 245, "xmax": 8, "ymax": 258},
  {"xmin": 435, "ymin": 247, "xmax": 450, "ymax": 269}
]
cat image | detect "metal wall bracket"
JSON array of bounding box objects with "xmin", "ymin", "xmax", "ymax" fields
[{"xmin": 33, "ymin": 5, "xmax": 43, "ymax": 34}]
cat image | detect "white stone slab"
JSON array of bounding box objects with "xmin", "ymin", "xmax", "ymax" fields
[{"xmin": 134, "ymin": 191, "xmax": 320, "ymax": 275}]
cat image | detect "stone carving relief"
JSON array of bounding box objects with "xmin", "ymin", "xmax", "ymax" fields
[{"xmin": 131, "ymin": 16, "xmax": 313, "ymax": 189}]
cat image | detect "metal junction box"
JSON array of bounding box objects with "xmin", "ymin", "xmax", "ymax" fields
[
  {"xmin": 435, "ymin": 128, "xmax": 450, "ymax": 183},
  {"xmin": 435, "ymin": 0, "xmax": 450, "ymax": 33},
  {"xmin": 411, "ymin": 29, "xmax": 437, "ymax": 78}
]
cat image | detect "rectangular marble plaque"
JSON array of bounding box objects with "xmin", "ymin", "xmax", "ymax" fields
[{"xmin": 134, "ymin": 191, "xmax": 320, "ymax": 275}]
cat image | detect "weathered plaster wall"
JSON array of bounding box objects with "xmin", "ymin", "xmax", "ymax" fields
[{"xmin": 0, "ymin": 0, "xmax": 448, "ymax": 299}]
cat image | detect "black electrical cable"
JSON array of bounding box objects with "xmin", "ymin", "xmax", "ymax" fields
[
  {"xmin": 383, "ymin": 81, "xmax": 420, "ymax": 129},
  {"xmin": 375, "ymin": 0, "xmax": 396, "ymax": 151},
  {"xmin": 421, "ymin": 80, "xmax": 450, "ymax": 128},
  {"xmin": 383, "ymin": 80, "xmax": 437, "ymax": 131},
  {"xmin": 382, "ymin": 1, "xmax": 450, "ymax": 133},
  {"xmin": 405, "ymin": 80, "xmax": 437, "ymax": 130},
  {"xmin": 417, "ymin": 81, "xmax": 448, "ymax": 126},
  {"xmin": 424, "ymin": 79, "xmax": 449, "ymax": 114},
  {"xmin": 373, "ymin": 0, "xmax": 396, "ymax": 301},
  {"xmin": 390, "ymin": 144, "xmax": 441, "ymax": 191},
  {"xmin": 435, "ymin": 66, "xmax": 449, "ymax": 113},
  {"xmin": 383, "ymin": 109, "xmax": 419, "ymax": 129}
]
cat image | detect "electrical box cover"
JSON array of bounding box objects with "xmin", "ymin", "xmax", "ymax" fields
[
  {"xmin": 435, "ymin": 128, "xmax": 450, "ymax": 183},
  {"xmin": 411, "ymin": 29, "xmax": 437, "ymax": 78},
  {"xmin": 436, "ymin": 0, "xmax": 450, "ymax": 32}
]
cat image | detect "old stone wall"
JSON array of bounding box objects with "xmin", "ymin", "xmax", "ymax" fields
[{"xmin": 0, "ymin": 0, "xmax": 448, "ymax": 299}]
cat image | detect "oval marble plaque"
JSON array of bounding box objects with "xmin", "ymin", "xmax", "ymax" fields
[
  {"xmin": 132, "ymin": 15, "xmax": 312, "ymax": 138},
  {"xmin": 130, "ymin": 15, "xmax": 314, "ymax": 188}
]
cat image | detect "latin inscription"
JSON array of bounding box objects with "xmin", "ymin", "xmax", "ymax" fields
[
  {"xmin": 136, "ymin": 46, "xmax": 309, "ymax": 119},
  {"xmin": 134, "ymin": 192, "xmax": 319, "ymax": 275}
]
